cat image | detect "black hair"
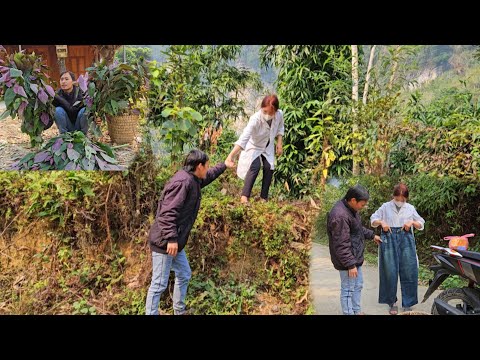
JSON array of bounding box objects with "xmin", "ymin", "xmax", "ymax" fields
[
  {"xmin": 183, "ymin": 149, "xmax": 209, "ymax": 173},
  {"xmin": 344, "ymin": 184, "xmax": 369, "ymax": 202},
  {"xmin": 60, "ymin": 70, "xmax": 76, "ymax": 82}
]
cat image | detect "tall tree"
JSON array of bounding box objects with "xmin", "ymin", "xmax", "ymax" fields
[
  {"xmin": 260, "ymin": 45, "xmax": 352, "ymax": 197},
  {"xmin": 359, "ymin": 45, "xmax": 418, "ymax": 175},
  {"xmin": 388, "ymin": 45, "xmax": 401, "ymax": 92},
  {"xmin": 362, "ymin": 45, "xmax": 376, "ymax": 105},
  {"xmin": 351, "ymin": 45, "xmax": 360, "ymax": 175},
  {"xmin": 148, "ymin": 45, "xmax": 262, "ymax": 155}
]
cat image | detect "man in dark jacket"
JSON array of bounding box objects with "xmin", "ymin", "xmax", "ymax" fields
[
  {"xmin": 145, "ymin": 149, "xmax": 231, "ymax": 315},
  {"xmin": 52, "ymin": 70, "xmax": 88, "ymax": 134},
  {"xmin": 327, "ymin": 185, "xmax": 381, "ymax": 315}
]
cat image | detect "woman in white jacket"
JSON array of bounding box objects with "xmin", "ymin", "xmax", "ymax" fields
[{"xmin": 225, "ymin": 95, "xmax": 284, "ymax": 204}]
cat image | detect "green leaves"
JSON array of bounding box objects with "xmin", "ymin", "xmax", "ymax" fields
[
  {"xmin": 9, "ymin": 68, "xmax": 23, "ymax": 78},
  {"xmin": 88, "ymin": 82, "xmax": 96, "ymax": 97},
  {"xmin": 0, "ymin": 50, "xmax": 56, "ymax": 147},
  {"xmin": 10, "ymin": 131, "xmax": 124, "ymax": 171},
  {"xmin": 189, "ymin": 109, "xmax": 202, "ymax": 122},
  {"xmin": 4, "ymin": 88, "xmax": 16, "ymax": 108},
  {"xmin": 84, "ymin": 57, "xmax": 149, "ymax": 123},
  {"xmin": 392, "ymin": 85, "xmax": 480, "ymax": 180},
  {"xmin": 147, "ymin": 45, "xmax": 261, "ymax": 155},
  {"xmin": 95, "ymin": 142, "xmax": 115, "ymax": 158},
  {"xmin": 161, "ymin": 108, "xmax": 174, "ymax": 118},
  {"xmin": 0, "ymin": 110, "xmax": 11, "ymax": 121},
  {"xmin": 157, "ymin": 105, "xmax": 202, "ymax": 159},
  {"xmin": 67, "ymin": 148, "xmax": 80, "ymax": 161},
  {"xmin": 99, "ymin": 152, "xmax": 117, "ymax": 164},
  {"xmin": 259, "ymin": 45, "xmax": 353, "ymax": 196},
  {"xmin": 84, "ymin": 145, "xmax": 96, "ymax": 159},
  {"xmin": 110, "ymin": 99, "xmax": 119, "ymax": 115}
]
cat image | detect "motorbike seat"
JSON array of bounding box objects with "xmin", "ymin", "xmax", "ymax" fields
[{"xmin": 458, "ymin": 250, "xmax": 480, "ymax": 261}]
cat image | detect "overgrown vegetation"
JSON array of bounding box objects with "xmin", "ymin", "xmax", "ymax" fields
[
  {"xmin": 3, "ymin": 44, "xmax": 480, "ymax": 313},
  {"xmin": 0, "ymin": 150, "xmax": 311, "ymax": 314},
  {"xmin": 146, "ymin": 45, "xmax": 262, "ymax": 161},
  {"xmin": 260, "ymin": 45, "xmax": 352, "ymax": 197}
]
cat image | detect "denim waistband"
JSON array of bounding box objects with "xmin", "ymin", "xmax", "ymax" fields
[{"xmin": 382, "ymin": 227, "xmax": 411, "ymax": 234}]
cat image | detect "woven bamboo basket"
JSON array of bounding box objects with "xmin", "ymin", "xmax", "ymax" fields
[{"xmin": 107, "ymin": 113, "xmax": 139, "ymax": 145}]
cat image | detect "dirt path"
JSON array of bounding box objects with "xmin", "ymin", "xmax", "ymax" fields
[{"xmin": 310, "ymin": 242, "xmax": 441, "ymax": 315}]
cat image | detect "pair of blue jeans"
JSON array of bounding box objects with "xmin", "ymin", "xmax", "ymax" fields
[
  {"xmin": 339, "ymin": 265, "xmax": 363, "ymax": 315},
  {"xmin": 54, "ymin": 107, "xmax": 88, "ymax": 134},
  {"xmin": 378, "ymin": 227, "xmax": 418, "ymax": 308},
  {"xmin": 145, "ymin": 249, "xmax": 192, "ymax": 315}
]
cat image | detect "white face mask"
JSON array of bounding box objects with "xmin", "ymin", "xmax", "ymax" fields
[
  {"xmin": 394, "ymin": 200, "xmax": 405, "ymax": 208},
  {"xmin": 263, "ymin": 113, "xmax": 273, "ymax": 121}
]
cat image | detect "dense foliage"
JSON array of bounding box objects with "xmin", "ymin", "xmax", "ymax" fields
[{"xmin": 0, "ymin": 51, "xmax": 56, "ymax": 147}]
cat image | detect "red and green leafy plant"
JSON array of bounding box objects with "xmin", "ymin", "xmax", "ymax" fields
[
  {"xmin": 0, "ymin": 49, "xmax": 56, "ymax": 147},
  {"xmin": 79, "ymin": 58, "xmax": 149, "ymax": 130},
  {"xmin": 10, "ymin": 131, "xmax": 124, "ymax": 171}
]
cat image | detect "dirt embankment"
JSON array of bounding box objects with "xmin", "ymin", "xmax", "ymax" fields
[{"xmin": 0, "ymin": 159, "xmax": 316, "ymax": 314}]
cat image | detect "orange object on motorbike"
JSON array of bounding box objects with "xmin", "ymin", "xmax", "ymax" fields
[{"xmin": 443, "ymin": 233, "xmax": 475, "ymax": 251}]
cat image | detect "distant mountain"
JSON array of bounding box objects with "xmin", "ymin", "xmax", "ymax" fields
[
  {"xmin": 142, "ymin": 45, "xmax": 276, "ymax": 87},
  {"xmin": 139, "ymin": 45, "xmax": 480, "ymax": 103},
  {"xmin": 236, "ymin": 45, "xmax": 277, "ymax": 87},
  {"xmin": 408, "ymin": 45, "xmax": 477, "ymax": 84},
  {"xmin": 404, "ymin": 45, "xmax": 480, "ymax": 102}
]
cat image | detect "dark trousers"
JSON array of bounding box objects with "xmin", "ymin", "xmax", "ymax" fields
[{"xmin": 241, "ymin": 155, "xmax": 273, "ymax": 200}]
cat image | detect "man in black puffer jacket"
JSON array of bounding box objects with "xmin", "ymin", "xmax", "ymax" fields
[
  {"xmin": 52, "ymin": 70, "xmax": 88, "ymax": 134},
  {"xmin": 327, "ymin": 185, "xmax": 381, "ymax": 315},
  {"xmin": 145, "ymin": 149, "xmax": 232, "ymax": 315}
]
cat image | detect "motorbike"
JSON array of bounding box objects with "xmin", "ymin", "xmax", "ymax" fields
[{"xmin": 422, "ymin": 234, "xmax": 480, "ymax": 315}]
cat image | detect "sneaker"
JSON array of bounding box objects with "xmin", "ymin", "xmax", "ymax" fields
[
  {"xmin": 402, "ymin": 307, "xmax": 413, "ymax": 312},
  {"xmin": 175, "ymin": 308, "xmax": 193, "ymax": 315}
]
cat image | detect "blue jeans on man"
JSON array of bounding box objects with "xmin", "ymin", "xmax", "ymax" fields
[
  {"xmin": 54, "ymin": 107, "xmax": 88, "ymax": 134},
  {"xmin": 339, "ymin": 265, "xmax": 363, "ymax": 315},
  {"xmin": 145, "ymin": 249, "xmax": 192, "ymax": 315}
]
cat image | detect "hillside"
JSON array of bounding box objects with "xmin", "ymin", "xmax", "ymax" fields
[
  {"xmin": 403, "ymin": 45, "xmax": 480, "ymax": 102},
  {"xmin": 134, "ymin": 45, "xmax": 480, "ymax": 102}
]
